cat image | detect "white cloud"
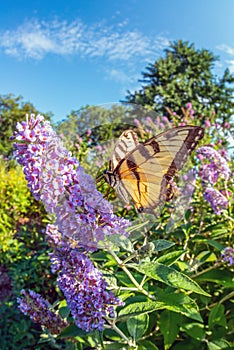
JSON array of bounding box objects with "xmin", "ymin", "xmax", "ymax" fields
[
  {"xmin": 0, "ymin": 18, "xmax": 169, "ymax": 63},
  {"xmin": 107, "ymin": 68, "xmax": 139, "ymax": 84},
  {"xmin": 217, "ymin": 44, "xmax": 234, "ymax": 56},
  {"xmin": 108, "ymin": 68, "xmax": 131, "ymax": 83},
  {"xmin": 0, "ymin": 19, "xmax": 84, "ymax": 59}
]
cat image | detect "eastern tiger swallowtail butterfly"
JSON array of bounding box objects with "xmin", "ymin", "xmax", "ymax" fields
[{"xmin": 101, "ymin": 126, "xmax": 204, "ymax": 213}]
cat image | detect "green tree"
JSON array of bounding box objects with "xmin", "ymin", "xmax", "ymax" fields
[
  {"xmin": 126, "ymin": 40, "xmax": 234, "ymax": 134},
  {"xmin": 0, "ymin": 94, "xmax": 52, "ymax": 158},
  {"xmin": 56, "ymin": 104, "xmax": 133, "ymax": 142}
]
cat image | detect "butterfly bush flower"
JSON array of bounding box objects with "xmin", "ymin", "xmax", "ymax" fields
[
  {"xmin": 189, "ymin": 109, "xmax": 195, "ymax": 118},
  {"xmin": 204, "ymin": 187, "xmax": 228, "ymax": 214},
  {"xmin": 186, "ymin": 102, "xmax": 192, "ymax": 110},
  {"xmin": 221, "ymin": 247, "xmax": 234, "ymax": 266},
  {"xmin": 197, "ymin": 146, "xmax": 231, "ymax": 185},
  {"xmin": 11, "ymin": 114, "xmax": 130, "ymax": 251},
  {"xmin": 12, "ymin": 115, "xmax": 128, "ymax": 333},
  {"xmin": 204, "ymin": 120, "xmax": 211, "ymax": 128},
  {"xmin": 47, "ymin": 224, "xmax": 123, "ymax": 332},
  {"xmin": 196, "ymin": 146, "xmax": 231, "ymax": 215},
  {"xmin": 17, "ymin": 289, "xmax": 67, "ymax": 334}
]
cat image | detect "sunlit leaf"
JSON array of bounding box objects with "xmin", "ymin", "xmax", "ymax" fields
[
  {"xmin": 156, "ymin": 250, "xmax": 184, "ymax": 266},
  {"xmin": 119, "ymin": 291, "xmax": 202, "ymax": 322},
  {"xmin": 151, "ymin": 239, "xmax": 175, "ymax": 252},
  {"xmin": 196, "ymin": 250, "xmax": 217, "ymax": 263},
  {"xmin": 207, "ymin": 339, "xmax": 231, "ymax": 350},
  {"xmin": 131, "ymin": 262, "xmax": 210, "ymax": 296}
]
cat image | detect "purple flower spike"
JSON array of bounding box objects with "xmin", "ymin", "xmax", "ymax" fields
[
  {"xmin": 46, "ymin": 226, "xmax": 124, "ymax": 332},
  {"xmin": 12, "ymin": 114, "xmax": 130, "ymax": 251},
  {"xmin": 221, "ymin": 247, "xmax": 234, "ymax": 266},
  {"xmin": 17, "ymin": 290, "xmax": 67, "ymax": 334},
  {"xmin": 204, "ymin": 187, "xmax": 228, "ymax": 214},
  {"xmin": 58, "ymin": 252, "xmax": 124, "ymax": 332},
  {"xmin": 13, "ymin": 115, "xmax": 127, "ymax": 334},
  {"xmin": 46, "ymin": 225, "xmax": 124, "ymax": 332},
  {"xmin": 197, "ymin": 146, "xmax": 231, "ymax": 185}
]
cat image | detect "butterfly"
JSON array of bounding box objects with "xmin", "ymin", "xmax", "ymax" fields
[{"xmin": 100, "ymin": 126, "xmax": 204, "ymax": 213}]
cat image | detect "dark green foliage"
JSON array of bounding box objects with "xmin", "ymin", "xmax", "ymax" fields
[
  {"xmin": 126, "ymin": 40, "xmax": 234, "ymax": 133},
  {"xmin": 0, "ymin": 105, "xmax": 56, "ymax": 348},
  {"xmin": 0, "ymin": 225, "xmax": 60, "ymax": 350}
]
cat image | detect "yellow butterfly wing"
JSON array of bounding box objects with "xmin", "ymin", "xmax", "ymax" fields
[
  {"xmin": 97, "ymin": 129, "xmax": 139, "ymax": 201},
  {"xmin": 110, "ymin": 126, "xmax": 204, "ymax": 212}
]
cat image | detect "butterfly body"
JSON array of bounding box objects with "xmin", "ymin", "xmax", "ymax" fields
[{"xmin": 102, "ymin": 126, "xmax": 204, "ymax": 212}]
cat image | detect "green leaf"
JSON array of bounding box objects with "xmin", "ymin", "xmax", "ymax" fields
[
  {"xmin": 127, "ymin": 313, "xmax": 149, "ymax": 340},
  {"xmin": 207, "ymin": 342, "xmax": 222, "ymax": 350},
  {"xmin": 107, "ymin": 234, "xmax": 134, "ymax": 252},
  {"xmin": 204, "ymin": 223, "xmax": 229, "ymax": 239},
  {"xmin": 192, "ymin": 237, "xmax": 225, "ymax": 251},
  {"xmin": 104, "ymin": 328, "xmax": 125, "ymax": 342},
  {"xmin": 172, "ymin": 338, "xmax": 201, "ymax": 350},
  {"xmin": 137, "ymin": 340, "xmax": 159, "ymax": 350},
  {"xmin": 185, "ymin": 208, "xmax": 192, "ymax": 221},
  {"xmin": 181, "ymin": 322, "xmax": 206, "ymax": 341},
  {"xmin": 59, "ymin": 306, "xmax": 70, "ymax": 319},
  {"xmin": 207, "ymin": 339, "xmax": 231, "ymax": 350},
  {"xmin": 151, "ymin": 239, "xmax": 175, "ymax": 252},
  {"xmin": 195, "ymin": 270, "xmax": 234, "ymax": 288},
  {"xmin": 105, "ymin": 343, "xmax": 128, "ymax": 350},
  {"xmin": 210, "ymin": 324, "xmax": 228, "ymax": 340},
  {"xmin": 204, "ymin": 239, "xmax": 225, "ymax": 251},
  {"xmin": 158, "ymin": 310, "xmax": 181, "ymax": 349},
  {"xmin": 58, "ymin": 324, "xmax": 88, "ymax": 338},
  {"xmin": 132, "ymin": 261, "xmax": 210, "ymax": 296},
  {"xmin": 102, "ymin": 272, "xmax": 118, "ymax": 288},
  {"xmin": 157, "ymin": 250, "xmax": 184, "ymax": 266},
  {"xmin": 91, "ymin": 250, "xmax": 112, "ymax": 261},
  {"xmin": 208, "ymin": 304, "xmax": 227, "ymax": 329},
  {"xmin": 196, "ymin": 250, "xmax": 217, "ymax": 263},
  {"xmin": 119, "ymin": 290, "xmax": 202, "ymax": 322},
  {"xmin": 116, "ymin": 270, "xmax": 145, "ymax": 288},
  {"xmin": 57, "ymin": 299, "xmax": 67, "ymax": 307}
]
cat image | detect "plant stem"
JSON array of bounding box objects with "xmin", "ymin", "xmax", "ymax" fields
[
  {"xmin": 219, "ymin": 290, "xmax": 234, "ymax": 304},
  {"xmin": 107, "ymin": 246, "xmax": 156, "ymax": 300},
  {"xmin": 105, "ymin": 322, "xmax": 135, "ymax": 347},
  {"xmin": 192, "ymin": 262, "xmax": 222, "ymax": 278},
  {"xmin": 201, "ymin": 291, "xmax": 234, "ymax": 311}
]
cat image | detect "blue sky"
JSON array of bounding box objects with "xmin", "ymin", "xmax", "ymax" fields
[{"xmin": 1, "ymin": 0, "xmax": 234, "ymax": 122}]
